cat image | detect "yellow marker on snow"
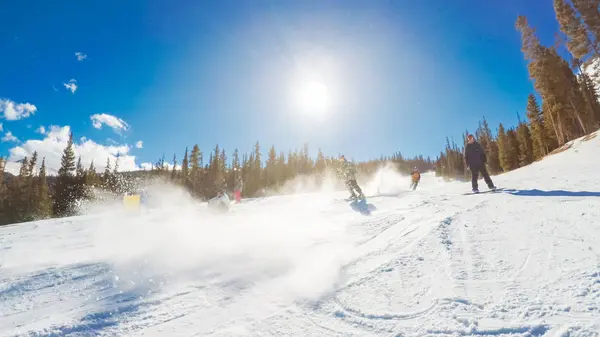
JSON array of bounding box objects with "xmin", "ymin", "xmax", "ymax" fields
[{"xmin": 123, "ymin": 194, "xmax": 140, "ymax": 212}]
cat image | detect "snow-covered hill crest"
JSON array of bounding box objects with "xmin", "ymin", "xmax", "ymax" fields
[{"xmin": 1, "ymin": 131, "xmax": 599, "ymax": 336}]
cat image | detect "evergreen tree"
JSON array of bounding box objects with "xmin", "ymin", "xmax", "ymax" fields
[
  {"xmin": 506, "ymin": 128, "xmax": 520, "ymax": 171},
  {"xmin": 181, "ymin": 146, "xmax": 189, "ymax": 182},
  {"xmin": 0, "ymin": 157, "xmax": 7, "ymax": 224},
  {"xmin": 571, "ymin": 0, "xmax": 600, "ymax": 55},
  {"xmin": 265, "ymin": 145, "xmax": 278, "ymax": 188},
  {"xmin": 171, "ymin": 154, "xmax": 178, "ymax": 181},
  {"xmin": 54, "ymin": 132, "xmax": 77, "ymax": 216},
  {"xmin": 315, "ymin": 148, "xmax": 326, "ymax": 174},
  {"xmin": 189, "ymin": 145, "xmax": 202, "ymax": 196},
  {"xmin": 86, "ymin": 161, "xmax": 98, "ymax": 188},
  {"xmin": 497, "ymin": 123, "xmax": 509, "ymax": 172},
  {"xmin": 517, "ymin": 121, "xmax": 534, "ymax": 166},
  {"xmin": 102, "ymin": 158, "xmax": 112, "ymax": 191},
  {"xmin": 526, "ymin": 94, "xmax": 549, "ymax": 159},
  {"xmin": 554, "ymin": 0, "xmax": 597, "ymax": 61},
  {"xmin": 35, "ymin": 158, "xmax": 52, "ymax": 219}
]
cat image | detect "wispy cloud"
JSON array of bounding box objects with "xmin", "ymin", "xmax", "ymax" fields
[
  {"xmin": 0, "ymin": 123, "xmax": 3, "ymax": 132},
  {"xmin": 63, "ymin": 79, "xmax": 78, "ymax": 94},
  {"xmin": 136, "ymin": 140, "xmax": 143, "ymax": 149},
  {"xmin": 2, "ymin": 131, "xmax": 19, "ymax": 143},
  {"xmin": 0, "ymin": 98, "xmax": 37, "ymax": 121},
  {"xmin": 36, "ymin": 125, "xmax": 47, "ymax": 135},
  {"xmin": 90, "ymin": 113, "xmax": 129, "ymax": 134},
  {"xmin": 75, "ymin": 52, "xmax": 87, "ymax": 62}
]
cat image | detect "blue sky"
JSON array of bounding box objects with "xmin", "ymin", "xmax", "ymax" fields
[{"xmin": 0, "ymin": 0, "xmax": 561, "ymax": 173}]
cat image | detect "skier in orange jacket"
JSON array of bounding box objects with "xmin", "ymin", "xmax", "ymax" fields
[{"xmin": 410, "ymin": 167, "xmax": 421, "ymax": 191}]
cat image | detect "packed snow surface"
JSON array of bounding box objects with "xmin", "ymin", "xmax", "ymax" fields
[{"xmin": 1, "ymin": 132, "xmax": 600, "ymax": 336}]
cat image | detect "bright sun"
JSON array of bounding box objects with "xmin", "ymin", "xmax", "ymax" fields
[{"xmin": 297, "ymin": 81, "xmax": 330, "ymax": 115}]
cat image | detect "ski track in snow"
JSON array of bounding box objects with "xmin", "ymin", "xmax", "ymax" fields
[{"xmin": 1, "ymin": 131, "xmax": 600, "ymax": 336}]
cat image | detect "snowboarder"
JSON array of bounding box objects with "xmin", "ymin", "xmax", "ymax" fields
[
  {"xmin": 338, "ymin": 155, "xmax": 365, "ymax": 200},
  {"xmin": 208, "ymin": 187, "xmax": 230, "ymax": 213},
  {"xmin": 410, "ymin": 166, "xmax": 421, "ymax": 190},
  {"xmin": 464, "ymin": 134, "xmax": 497, "ymax": 193}
]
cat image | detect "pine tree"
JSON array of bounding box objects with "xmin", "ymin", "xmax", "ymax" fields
[
  {"xmin": 181, "ymin": 146, "xmax": 189, "ymax": 182},
  {"xmin": 554, "ymin": 0, "xmax": 597, "ymax": 61},
  {"xmin": 220, "ymin": 148, "xmax": 227, "ymax": 183},
  {"xmin": 0, "ymin": 157, "xmax": 7, "ymax": 224},
  {"xmin": 497, "ymin": 123, "xmax": 509, "ymax": 172},
  {"xmin": 571, "ymin": 0, "xmax": 600, "ymax": 55},
  {"xmin": 315, "ymin": 148, "xmax": 326, "ymax": 174},
  {"xmin": 25, "ymin": 152, "xmax": 38, "ymax": 217},
  {"xmin": 86, "ymin": 161, "xmax": 98, "ymax": 187},
  {"xmin": 54, "ymin": 132, "xmax": 77, "ymax": 216},
  {"xmin": 517, "ymin": 121, "xmax": 534, "ymax": 166},
  {"xmin": 189, "ymin": 145, "xmax": 202, "ymax": 196},
  {"xmin": 277, "ymin": 151, "xmax": 286, "ymax": 185},
  {"xmin": 58, "ymin": 133, "xmax": 76, "ymax": 177},
  {"xmin": 526, "ymin": 94, "xmax": 549, "ymax": 159},
  {"xmin": 516, "ymin": 16, "xmax": 572, "ymax": 146},
  {"xmin": 265, "ymin": 145, "xmax": 278, "ymax": 188},
  {"xmin": 171, "ymin": 154, "xmax": 178, "ymax": 181},
  {"xmin": 506, "ymin": 128, "xmax": 520, "ymax": 171},
  {"xmin": 102, "ymin": 158, "xmax": 112, "ymax": 191},
  {"xmin": 36, "ymin": 158, "xmax": 52, "ymax": 218},
  {"xmin": 579, "ymin": 72, "xmax": 600, "ymax": 127}
]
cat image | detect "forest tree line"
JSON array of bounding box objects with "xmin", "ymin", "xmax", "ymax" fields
[
  {"xmin": 0, "ymin": 133, "xmax": 433, "ymax": 225},
  {"xmin": 436, "ymin": 0, "xmax": 600, "ymax": 180}
]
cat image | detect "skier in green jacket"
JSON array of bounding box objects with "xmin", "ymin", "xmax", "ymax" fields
[{"xmin": 338, "ymin": 155, "xmax": 365, "ymax": 200}]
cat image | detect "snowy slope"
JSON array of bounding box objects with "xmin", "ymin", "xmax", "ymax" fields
[{"xmin": 1, "ymin": 133, "xmax": 600, "ymax": 337}]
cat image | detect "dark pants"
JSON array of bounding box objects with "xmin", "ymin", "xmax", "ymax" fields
[
  {"xmin": 470, "ymin": 165, "xmax": 494, "ymax": 190},
  {"xmin": 410, "ymin": 180, "xmax": 419, "ymax": 190},
  {"xmin": 346, "ymin": 179, "xmax": 364, "ymax": 197}
]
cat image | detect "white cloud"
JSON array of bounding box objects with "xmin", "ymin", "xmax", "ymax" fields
[
  {"xmin": 5, "ymin": 125, "xmax": 140, "ymax": 176},
  {"xmin": 136, "ymin": 140, "xmax": 143, "ymax": 149},
  {"xmin": 140, "ymin": 162, "xmax": 153, "ymax": 170},
  {"xmin": 0, "ymin": 123, "xmax": 3, "ymax": 132},
  {"xmin": 36, "ymin": 126, "xmax": 47, "ymax": 135},
  {"xmin": 90, "ymin": 113, "xmax": 129, "ymax": 134},
  {"xmin": 139, "ymin": 161, "xmax": 178, "ymax": 171},
  {"xmin": 2, "ymin": 131, "xmax": 19, "ymax": 143},
  {"xmin": 63, "ymin": 79, "xmax": 78, "ymax": 94},
  {"xmin": 0, "ymin": 98, "xmax": 37, "ymax": 120},
  {"xmin": 75, "ymin": 52, "xmax": 87, "ymax": 61}
]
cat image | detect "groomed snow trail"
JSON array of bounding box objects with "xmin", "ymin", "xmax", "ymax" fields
[{"xmin": 1, "ymin": 132, "xmax": 599, "ymax": 336}]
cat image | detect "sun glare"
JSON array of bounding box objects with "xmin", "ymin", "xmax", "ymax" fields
[{"xmin": 297, "ymin": 81, "xmax": 330, "ymax": 116}]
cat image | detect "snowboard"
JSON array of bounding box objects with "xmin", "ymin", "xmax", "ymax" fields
[{"xmin": 463, "ymin": 187, "xmax": 504, "ymax": 195}]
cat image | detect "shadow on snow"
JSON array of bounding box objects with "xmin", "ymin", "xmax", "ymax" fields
[
  {"xmin": 350, "ymin": 199, "xmax": 377, "ymax": 215},
  {"xmin": 503, "ymin": 189, "xmax": 600, "ymax": 197},
  {"xmin": 2, "ymin": 262, "xmax": 165, "ymax": 337}
]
